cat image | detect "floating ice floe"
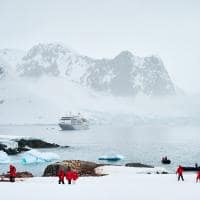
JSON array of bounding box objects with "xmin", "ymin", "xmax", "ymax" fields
[
  {"xmin": 21, "ymin": 149, "xmax": 60, "ymax": 164},
  {"xmin": 0, "ymin": 151, "xmax": 10, "ymax": 163},
  {"xmin": 98, "ymin": 154, "xmax": 124, "ymax": 162}
]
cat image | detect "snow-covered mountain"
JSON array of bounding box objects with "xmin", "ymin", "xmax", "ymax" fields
[
  {"xmin": 16, "ymin": 43, "xmax": 175, "ymax": 96},
  {"xmin": 0, "ymin": 49, "xmax": 25, "ymax": 78},
  {"xmin": 83, "ymin": 51, "xmax": 175, "ymax": 96},
  {"xmin": 0, "ymin": 43, "xmax": 181, "ymax": 124}
]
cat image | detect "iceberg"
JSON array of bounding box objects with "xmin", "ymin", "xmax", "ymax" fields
[
  {"xmin": 0, "ymin": 151, "xmax": 10, "ymax": 163},
  {"xmin": 21, "ymin": 149, "xmax": 60, "ymax": 164},
  {"xmin": 98, "ymin": 154, "xmax": 124, "ymax": 162}
]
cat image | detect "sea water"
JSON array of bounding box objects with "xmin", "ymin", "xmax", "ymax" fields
[{"xmin": 0, "ymin": 124, "xmax": 200, "ymax": 176}]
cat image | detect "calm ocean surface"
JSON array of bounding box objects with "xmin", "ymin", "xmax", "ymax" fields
[{"xmin": 0, "ymin": 124, "xmax": 200, "ymax": 176}]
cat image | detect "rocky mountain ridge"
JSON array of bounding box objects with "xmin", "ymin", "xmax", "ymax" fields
[{"xmin": 0, "ymin": 43, "xmax": 175, "ymax": 96}]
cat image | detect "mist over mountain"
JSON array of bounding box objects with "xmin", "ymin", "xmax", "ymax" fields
[
  {"xmin": 0, "ymin": 49, "xmax": 25, "ymax": 67},
  {"xmin": 14, "ymin": 43, "xmax": 175, "ymax": 96},
  {"xmin": 0, "ymin": 43, "xmax": 183, "ymax": 124}
]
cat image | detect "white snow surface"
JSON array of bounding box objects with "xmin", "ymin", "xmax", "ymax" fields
[
  {"xmin": 0, "ymin": 166, "xmax": 199, "ymax": 200},
  {"xmin": 95, "ymin": 165, "xmax": 169, "ymax": 175}
]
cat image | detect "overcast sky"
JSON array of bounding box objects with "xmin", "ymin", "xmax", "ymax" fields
[{"xmin": 0, "ymin": 0, "xmax": 200, "ymax": 94}]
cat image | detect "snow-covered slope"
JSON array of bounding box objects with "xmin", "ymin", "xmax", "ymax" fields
[
  {"xmin": 17, "ymin": 43, "xmax": 92, "ymax": 80},
  {"xmin": 0, "ymin": 49, "xmax": 25, "ymax": 77},
  {"xmin": 0, "ymin": 48, "xmax": 25, "ymax": 68},
  {"xmin": 0, "ymin": 57, "xmax": 10, "ymax": 79}
]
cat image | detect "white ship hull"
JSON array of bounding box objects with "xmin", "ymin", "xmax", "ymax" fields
[
  {"xmin": 59, "ymin": 123, "xmax": 88, "ymax": 130},
  {"xmin": 58, "ymin": 114, "xmax": 89, "ymax": 131}
]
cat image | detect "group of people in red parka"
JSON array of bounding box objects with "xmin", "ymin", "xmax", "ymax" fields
[
  {"xmin": 57, "ymin": 167, "xmax": 78, "ymax": 184},
  {"xmin": 176, "ymin": 165, "xmax": 200, "ymax": 183},
  {"xmin": 5, "ymin": 163, "xmax": 200, "ymax": 184}
]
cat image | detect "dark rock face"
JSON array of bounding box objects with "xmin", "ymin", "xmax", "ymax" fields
[
  {"xmin": 43, "ymin": 160, "xmax": 101, "ymax": 177},
  {"xmin": 0, "ymin": 138, "xmax": 65, "ymax": 155},
  {"xmin": 125, "ymin": 163, "xmax": 154, "ymax": 168},
  {"xmin": 0, "ymin": 143, "xmax": 7, "ymax": 149},
  {"xmin": 161, "ymin": 171, "xmax": 168, "ymax": 174},
  {"xmin": 17, "ymin": 139, "xmax": 60, "ymax": 149},
  {"xmin": 0, "ymin": 67, "xmax": 3, "ymax": 75},
  {"xmin": 86, "ymin": 53, "xmax": 175, "ymax": 96},
  {"xmin": 0, "ymin": 66, "xmax": 4, "ymax": 79}
]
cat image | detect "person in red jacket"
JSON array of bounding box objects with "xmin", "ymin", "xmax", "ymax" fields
[
  {"xmin": 176, "ymin": 165, "xmax": 184, "ymax": 181},
  {"xmin": 72, "ymin": 170, "xmax": 79, "ymax": 184},
  {"xmin": 66, "ymin": 167, "xmax": 73, "ymax": 184},
  {"xmin": 57, "ymin": 168, "xmax": 65, "ymax": 184},
  {"xmin": 196, "ymin": 171, "xmax": 200, "ymax": 183},
  {"xmin": 9, "ymin": 164, "xmax": 16, "ymax": 182}
]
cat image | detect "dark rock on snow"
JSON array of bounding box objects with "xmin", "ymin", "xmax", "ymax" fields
[
  {"xmin": 15, "ymin": 171, "xmax": 34, "ymax": 178},
  {"xmin": 125, "ymin": 163, "xmax": 154, "ymax": 168},
  {"xmin": 43, "ymin": 160, "xmax": 102, "ymax": 177},
  {"xmin": 2, "ymin": 171, "xmax": 33, "ymax": 178}
]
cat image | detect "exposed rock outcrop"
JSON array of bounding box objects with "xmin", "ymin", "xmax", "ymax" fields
[
  {"xmin": 0, "ymin": 138, "xmax": 67, "ymax": 155},
  {"xmin": 2, "ymin": 171, "xmax": 33, "ymax": 178},
  {"xmin": 43, "ymin": 160, "xmax": 102, "ymax": 177},
  {"xmin": 16, "ymin": 138, "xmax": 60, "ymax": 149}
]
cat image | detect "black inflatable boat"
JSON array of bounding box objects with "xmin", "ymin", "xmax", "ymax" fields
[
  {"xmin": 161, "ymin": 159, "xmax": 171, "ymax": 164},
  {"xmin": 183, "ymin": 167, "xmax": 200, "ymax": 172}
]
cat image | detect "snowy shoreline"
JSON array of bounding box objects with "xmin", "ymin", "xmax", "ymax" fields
[{"xmin": 0, "ymin": 166, "xmax": 200, "ymax": 200}]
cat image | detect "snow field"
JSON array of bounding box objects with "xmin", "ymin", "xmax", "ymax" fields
[{"xmin": 0, "ymin": 166, "xmax": 200, "ymax": 200}]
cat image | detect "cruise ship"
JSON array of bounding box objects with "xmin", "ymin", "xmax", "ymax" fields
[{"xmin": 58, "ymin": 113, "xmax": 89, "ymax": 130}]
